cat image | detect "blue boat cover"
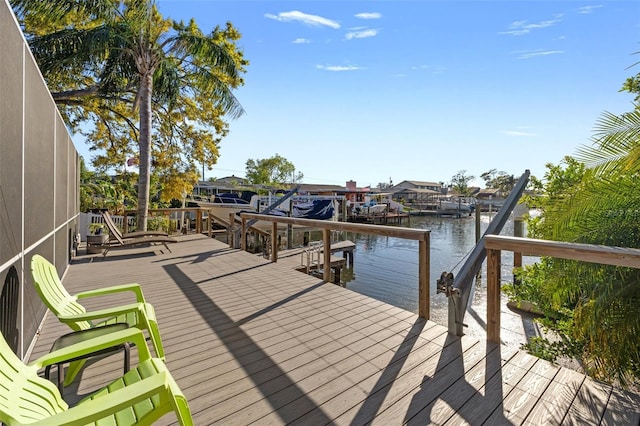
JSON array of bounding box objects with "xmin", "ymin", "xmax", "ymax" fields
[
  {"xmin": 266, "ymin": 199, "xmax": 335, "ymax": 220},
  {"xmin": 291, "ymin": 199, "xmax": 334, "ymax": 220}
]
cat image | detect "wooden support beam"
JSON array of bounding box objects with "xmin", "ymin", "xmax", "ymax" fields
[
  {"xmin": 323, "ymin": 228, "xmax": 331, "ymax": 282},
  {"xmin": 418, "ymin": 236, "xmax": 430, "ymax": 319},
  {"xmin": 271, "ymin": 222, "xmax": 278, "ymax": 262},
  {"xmin": 487, "ymin": 248, "xmax": 501, "ymax": 343}
]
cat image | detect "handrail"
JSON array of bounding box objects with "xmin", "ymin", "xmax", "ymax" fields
[
  {"xmin": 484, "ymin": 235, "xmax": 640, "ymax": 343},
  {"xmin": 239, "ymin": 212, "xmax": 432, "ymax": 319}
]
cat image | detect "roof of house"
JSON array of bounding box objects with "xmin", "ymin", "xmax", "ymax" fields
[
  {"xmin": 213, "ymin": 175, "xmax": 250, "ymax": 185},
  {"xmin": 296, "ymin": 183, "xmax": 348, "ymax": 193},
  {"xmin": 477, "ymin": 188, "xmax": 501, "ymax": 196},
  {"xmin": 396, "ymin": 180, "xmax": 443, "ymax": 187},
  {"xmin": 394, "ymin": 188, "xmax": 441, "ymax": 195}
]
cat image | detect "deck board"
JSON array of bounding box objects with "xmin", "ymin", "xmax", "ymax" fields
[{"xmin": 28, "ymin": 234, "xmax": 640, "ymax": 425}]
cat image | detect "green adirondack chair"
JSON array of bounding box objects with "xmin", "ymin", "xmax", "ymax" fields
[
  {"xmin": 30, "ymin": 254, "xmax": 165, "ymax": 385},
  {"xmin": 1, "ymin": 326, "xmax": 193, "ymax": 425}
]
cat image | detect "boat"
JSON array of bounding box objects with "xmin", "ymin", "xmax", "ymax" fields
[
  {"xmin": 352, "ymin": 198, "xmax": 391, "ymax": 216},
  {"xmin": 437, "ymin": 198, "xmax": 475, "ymax": 215},
  {"xmin": 251, "ymin": 194, "xmax": 342, "ymax": 221},
  {"xmin": 186, "ymin": 191, "xmax": 343, "ymax": 228},
  {"xmin": 185, "ymin": 193, "xmax": 254, "ymax": 221},
  {"xmin": 261, "ymin": 198, "xmax": 336, "ymax": 220}
]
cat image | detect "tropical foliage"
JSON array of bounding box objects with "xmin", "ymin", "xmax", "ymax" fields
[
  {"xmin": 245, "ymin": 154, "xmax": 303, "ymax": 187},
  {"xmin": 11, "ymin": 0, "xmax": 247, "ymax": 229},
  {"xmin": 449, "ymin": 170, "xmax": 475, "ymax": 196},
  {"xmin": 80, "ymin": 158, "xmax": 138, "ymax": 215},
  {"xmin": 509, "ymin": 75, "xmax": 640, "ymax": 387},
  {"xmin": 480, "ymin": 169, "xmax": 516, "ymax": 193}
]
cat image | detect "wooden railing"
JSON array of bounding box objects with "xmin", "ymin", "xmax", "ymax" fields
[
  {"xmin": 239, "ymin": 212, "xmax": 432, "ymax": 319},
  {"xmin": 485, "ymin": 235, "xmax": 640, "ymax": 343}
]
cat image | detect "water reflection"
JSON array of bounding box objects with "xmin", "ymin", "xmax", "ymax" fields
[{"xmin": 334, "ymin": 213, "xmax": 522, "ymax": 318}]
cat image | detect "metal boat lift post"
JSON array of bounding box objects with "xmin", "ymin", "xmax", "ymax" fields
[
  {"xmin": 439, "ymin": 170, "xmax": 530, "ymax": 337},
  {"xmin": 243, "ymin": 185, "xmax": 301, "ymax": 249}
]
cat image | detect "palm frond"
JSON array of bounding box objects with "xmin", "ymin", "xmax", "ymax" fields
[
  {"xmin": 576, "ymin": 110, "xmax": 640, "ymax": 176},
  {"xmin": 11, "ymin": 0, "xmax": 121, "ymax": 23}
]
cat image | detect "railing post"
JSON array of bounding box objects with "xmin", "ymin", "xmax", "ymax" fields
[
  {"xmin": 228, "ymin": 213, "xmax": 234, "ymax": 248},
  {"xmin": 123, "ymin": 213, "xmax": 129, "ymax": 234},
  {"xmin": 418, "ymin": 234, "xmax": 430, "ymax": 319},
  {"xmin": 513, "ymin": 213, "xmax": 524, "ymax": 284},
  {"xmin": 271, "ymin": 222, "xmax": 278, "ymax": 262},
  {"xmin": 241, "ymin": 217, "xmax": 247, "ymax": 251},
  {"xmin": 487, "ymin": 247, "xmax": 501, "ymax": 343},
  {"xmin": 323, "ymin": 228, "xmax": 331, "ymax": 282}
]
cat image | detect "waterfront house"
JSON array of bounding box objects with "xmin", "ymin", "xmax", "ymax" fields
[
  {"xmin": 475, "ymin": 187, "xmax": 505, "ymax": 209},
  {"xmin": 191, "ymin": 175, "xmax": 252, "ymax": 197},
  {"xmin": 391, "ymin": 179, "xmax": 444, "ymax": 193}
]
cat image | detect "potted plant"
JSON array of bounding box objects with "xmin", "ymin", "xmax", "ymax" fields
[{"xmin": 86, "ymin": 223, "xmax": 109, "ymax": 254}]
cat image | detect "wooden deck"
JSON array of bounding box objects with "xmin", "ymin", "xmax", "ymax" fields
[{"xmin": 28, "ymin": 234, "xmax": 640, "ymax": 425}]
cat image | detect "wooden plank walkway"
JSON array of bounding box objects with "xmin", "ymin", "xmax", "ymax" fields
[{"xmin": 28, "ymin": 234, "xmax": 640, "ymax": 425}]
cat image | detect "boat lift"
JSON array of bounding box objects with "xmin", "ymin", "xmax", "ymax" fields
[{"xmin": 437, "ymin": 170, "xmax": 530, "ymax": 337}]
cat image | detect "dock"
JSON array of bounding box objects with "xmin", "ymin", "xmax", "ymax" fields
[
  {"xmin": 274, "ymin": 240, "xmax": 356, "ymax": 283},
  {"xmin": 28, "ymin": 234, "xmax": 640, "ymax": 425},
  {"xmin": 348, "ymin": 212, "xmax": 410, "ymax": 225}
]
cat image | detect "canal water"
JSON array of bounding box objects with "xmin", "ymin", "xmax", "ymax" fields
[{"xmin": 329, "ymin": 212, "xmax": 527, "ymax": 332}]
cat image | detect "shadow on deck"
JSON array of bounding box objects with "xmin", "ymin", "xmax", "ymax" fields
[{"xmin": 28, "ymin": 234, "xmax": 640, "ymax": 425}]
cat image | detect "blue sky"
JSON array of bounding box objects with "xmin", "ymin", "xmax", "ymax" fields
[{"xmin": 78, "ymin": 1, "xmax": 640, "ymax": 187}]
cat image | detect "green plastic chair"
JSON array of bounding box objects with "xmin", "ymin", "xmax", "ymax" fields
[
  {"xmin": 30, "ymin": 254, "xmax": 166, "ymax": 385},
  {"xmin": 1, "ymin": 326, "xmax": 193, "ymax": 425}
]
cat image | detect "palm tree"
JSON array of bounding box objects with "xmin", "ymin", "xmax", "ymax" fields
[
  {"xmin": 520, "ymin": 106, "xmax": 640, "ymax": 386},
  {"xmin": 12, "ymin": 0, "xmax": 245, "ymax": 230}
]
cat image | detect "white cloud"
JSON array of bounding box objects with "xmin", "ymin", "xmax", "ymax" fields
[
  {"xmin": 292, "ymin": 38, "xmax": 311, "ymax": 44},
  {"xmin": 516, "ymin": 50, "xmax": 564, "ymax": 59},
  {"xmin": 264, "ymin": 11, "xmax": 340, "ymax": 29},
  {"xmin": 316, "ymin": 64, "xmax": 364, "ymax": 72},
  {"xmin": 411, "ymin": 64, "xmax": 446, "ymax": 74},
  {"xmin": 503, "ymin": 130, "xmax": 536, "ymax": 137},
  {"xmin": 499, "ymin": 16, "xmax": 562, "ymax": 36},
  {"xmin": 578, "ymin": 5, "xmax": 603, "ymax": 14},
  {"xmin": 355, "ymin": 12, "xmax": 381, "ymax": 20},
  {"xmin": 345, "ymin": 29, "xmax": 379, "ymax": 40}
]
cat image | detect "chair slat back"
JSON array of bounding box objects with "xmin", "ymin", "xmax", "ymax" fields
[
  {"xmin": 101, "ymin": 212, "xmax": 126, "ymax": 244},
  {"xmin": 0, "ymin": 331, "xmax": 67, "ymax": 425},
  {"xmin": 30, "ymin": 255, "xmax": 91, "ymax": 331}
]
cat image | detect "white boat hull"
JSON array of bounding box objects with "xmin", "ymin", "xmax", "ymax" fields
[{"xmin": 438, "ymin": 200, "xmax": 474, "ymax": 214}]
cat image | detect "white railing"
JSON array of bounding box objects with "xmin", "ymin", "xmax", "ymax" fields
[{"xmin": 79, "ymin": 212, "xmax": 132, "ymax": 241}]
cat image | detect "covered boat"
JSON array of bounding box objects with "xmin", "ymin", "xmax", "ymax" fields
[{"xmin": 265, "ymin": 199, "xmax": 336, "ymax": 220}]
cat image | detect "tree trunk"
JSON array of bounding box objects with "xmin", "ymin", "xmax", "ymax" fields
[{"xmin": 137, "ymin": 72, "xmax": 153, "ymax": 231}]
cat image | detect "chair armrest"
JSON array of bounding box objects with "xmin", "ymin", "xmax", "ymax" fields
[
  {"xmin": 74, "ymin": 283, "xmax": 146, "ymax": 303},
  {"xmin": 29, "ymin": 327, "xmax": 152, "ymax": 369},
  {"xmin": 35, "ymin": 370, "xmax": 190, "ymax": 425},
  {"xmin": 58, "ymin": 302, "xmax": 144, "ymax": 322}
]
